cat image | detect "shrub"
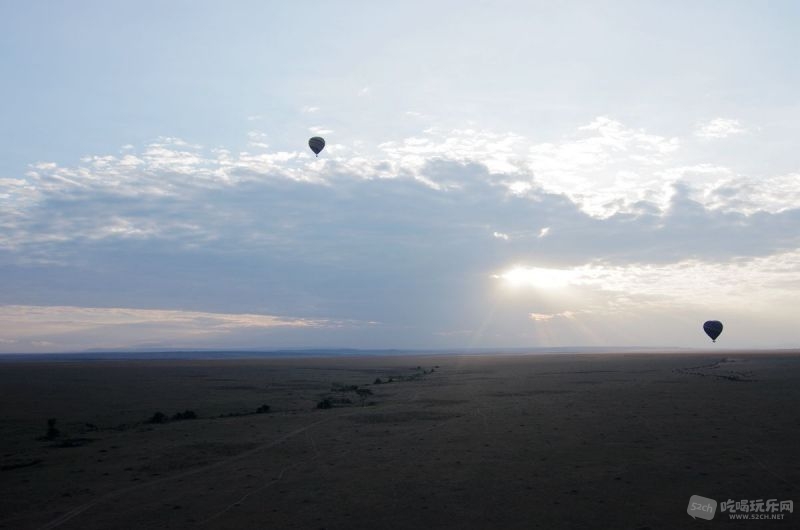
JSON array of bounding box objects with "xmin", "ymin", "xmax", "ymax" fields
[
  {"xmin": 147, "ymin": 412, "xmax": 168, "ymax": 424},
  {"xmin": 56, "ymin": 438, "xmax": 93, "ymax": 448},
  {"xmin": 44, "ymin": 418, "xmax": 60, "ymax": 440},
  {"xmin": 373, "ymin": 377, "xmax": 383, "ymax": 385},
  {"xmin": 255, "ymin": 404, "xmax": 271, "ymax": 414},
  {"xmin": 356, "ymin": 388, "xmax": 373, "ymax": 405},
  {"xmin": 331, "ymin": 383, "xmax": 359, "ymax": 392},
  {"xmin": 171, "ymin": 410, "xmax": 197, "ymax": 421},
  {"xmin": 316, "ymin": 399, "xmax": 333, "ymax": 409}
]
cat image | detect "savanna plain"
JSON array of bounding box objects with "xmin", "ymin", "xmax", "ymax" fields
[{"xmin": 1, "ymin": 352, "xmax": 798, "ymax": 529}]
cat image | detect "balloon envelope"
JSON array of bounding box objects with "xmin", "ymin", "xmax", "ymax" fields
[
  {"xmin": 308, "ymin": 137, "xmax": 325, "ymax": 156},
  {"xmin": 703, "ymin": 320, "xmax": 723, "ymax": 342}
]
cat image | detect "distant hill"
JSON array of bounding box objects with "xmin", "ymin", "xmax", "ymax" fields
[{"xmin": 0, "ymin": 346, "xmax": 699, "ymax": 362}]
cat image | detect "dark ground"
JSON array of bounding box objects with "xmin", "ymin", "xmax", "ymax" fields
[{"xmin": 1, "ymin": 351, "xmax": 798, "ymax": 529}]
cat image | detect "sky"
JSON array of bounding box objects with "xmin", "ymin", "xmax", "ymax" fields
[{"xmin": 2, "ymin": 1, "xmax": 800, "ymax": 352}]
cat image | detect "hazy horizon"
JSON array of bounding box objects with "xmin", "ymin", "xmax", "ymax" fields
[{"xmin": 3, "ymin": 2, "xmax": 800, "ymax": 352}]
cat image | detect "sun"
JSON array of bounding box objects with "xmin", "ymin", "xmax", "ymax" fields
[{"xmin": 494, "ymin": 266, "xmax": 579, "ymax": 290}]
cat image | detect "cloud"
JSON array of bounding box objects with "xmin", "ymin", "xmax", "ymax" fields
[
  {"xmin": 695, "ymin": 118, "xmax": 747, "ymax": 139},
  {"xmin": 1, "ymin": 305, "xmax": 329, "ymax": 329},
  {"xmin": 4, "ymin": 122, "xmax": 798, "ymax": 267},
  {"xmin": 529, "ymin": 311, "xmax": 576, "ymax": 322},
  {"xmin": 370, "ymin": 118, "xmax": 688, "ymax": 216},
  {"xmin": 0, "ymin": 305, "xmax": 355, "ymax": 352},
  {"xmin": 502, "ymin": 249, "xmax": 800, "ymax": 312},
  {"xmin": 527, "ymin": 117, "xmax": 680, "ymax": 216},
  {"xmin": 491, "ymin": 249, "xmax": 800, "ymax": 348},
  {"xmin": 378, "ymin": 127, "xmax": 527, "ymax": 176},
  {"xmin": 309, "ymin": 126, "xmax": 333, "ymax": 135},
  {"xmin": 3, "ymin": 118, "xmax": 800, "ymax": 349},
  {"xmin": 247, "ymin": 131, "xmax": 270, "ymax": 149}
]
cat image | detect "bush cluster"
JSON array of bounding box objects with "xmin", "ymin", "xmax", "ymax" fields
[{"xmin": 147, "ymin": 410, "xmax": 197, "ymax": 424}]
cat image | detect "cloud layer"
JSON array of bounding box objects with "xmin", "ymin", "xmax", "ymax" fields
[{"xmin": 2, "ymin": 117, "xmax": 799, "ymax": 351}]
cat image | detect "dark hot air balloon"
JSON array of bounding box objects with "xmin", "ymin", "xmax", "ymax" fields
[
  {"xmin": 308, "ymin": 137, "xmax": 325, "ymax": 157},
  {"xmin": 703, "ymin": 320, "xmax": 723, "ymax": 343}
]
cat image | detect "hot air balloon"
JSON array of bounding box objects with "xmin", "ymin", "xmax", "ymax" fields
[
  {"xmin": 703, "ymin": 320, "xmax": 723, "ymax": 343},
  {"xmin": 308, "ymin": 137, "xmax": 325, "ymax": 157}
]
